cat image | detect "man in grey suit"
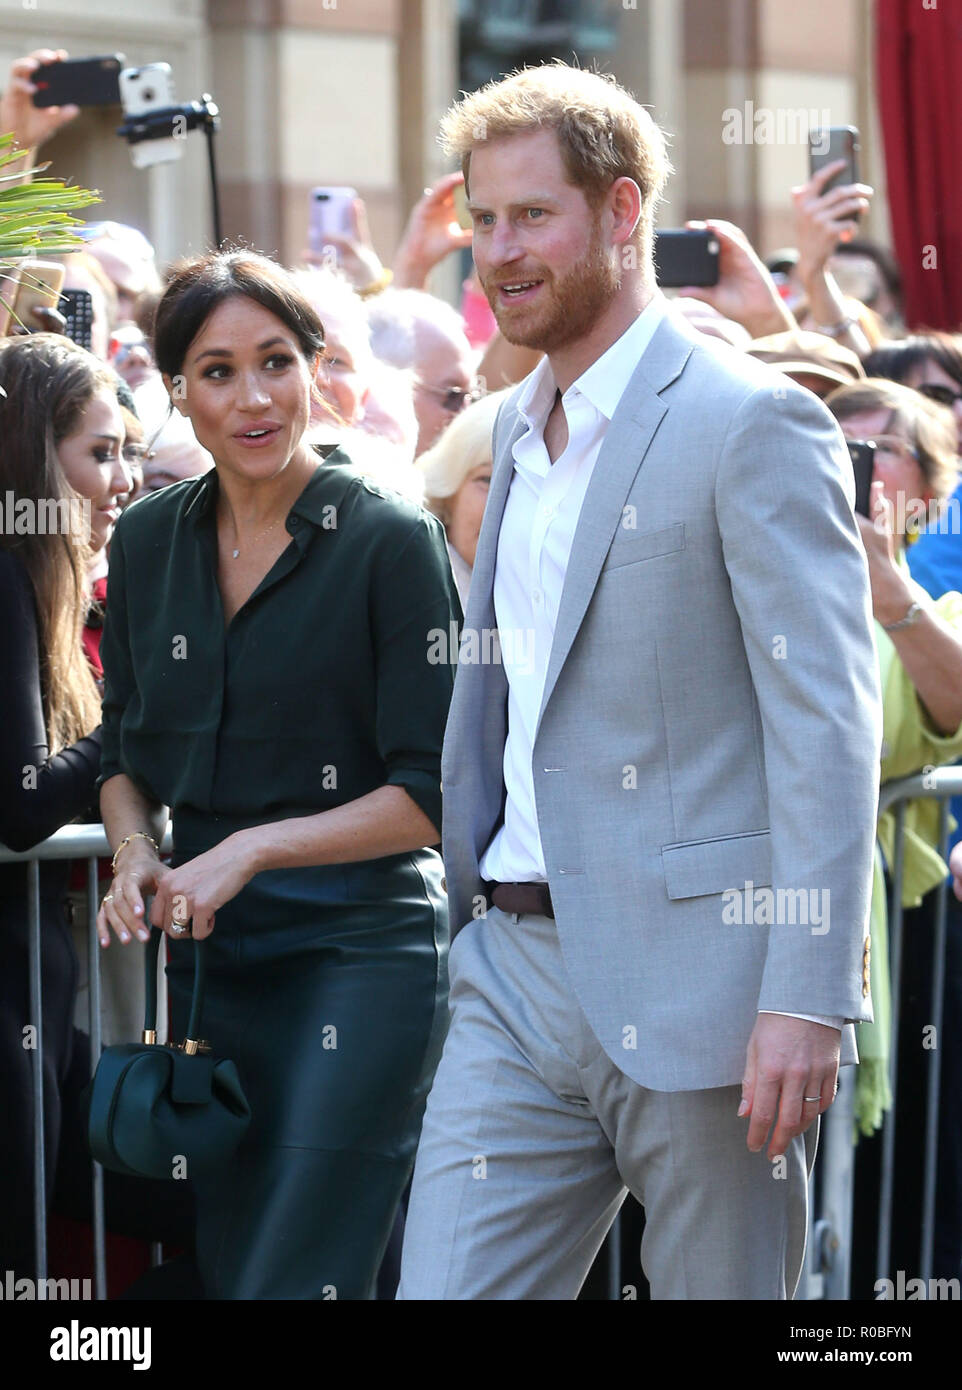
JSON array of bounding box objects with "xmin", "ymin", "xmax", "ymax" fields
[{"xmin": 398, "ymin": 62, "xmax": 882, "ymax": 1300}]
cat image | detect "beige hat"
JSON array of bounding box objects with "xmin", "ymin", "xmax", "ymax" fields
[{"xmin": 748, "ymin": 330, "xmax": 865, "ymax": 390}]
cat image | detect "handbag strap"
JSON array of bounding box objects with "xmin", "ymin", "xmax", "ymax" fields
[{"xmin": 142, "ymin": 925, "xmax": 207, "ymax": 1051}]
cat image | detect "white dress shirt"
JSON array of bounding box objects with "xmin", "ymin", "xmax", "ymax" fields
[{"xmin": 478, "ymin": 293, "xmax": 842, "ymax": 1033}]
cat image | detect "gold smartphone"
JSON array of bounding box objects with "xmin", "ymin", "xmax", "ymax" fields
[
  {"xmin": 451, "ymin": 180, "xmax": 473, "ymax": 232},
  {"xmin": 8, "ymin": 259, "xmax": 66, "ymax": 333}
]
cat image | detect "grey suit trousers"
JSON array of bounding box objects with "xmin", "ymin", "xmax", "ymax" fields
[{"xmin": 398, "ymin": 906, "xmax": 818, "ymax": 1300}]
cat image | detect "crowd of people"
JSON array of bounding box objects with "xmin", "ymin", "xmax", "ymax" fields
[{"xmin": 1, "ymin": 46, "xmax": 961, "ymax": 1301}]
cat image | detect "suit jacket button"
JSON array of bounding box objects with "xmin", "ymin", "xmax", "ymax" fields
[{"xmin": 440, "ymin": 876, "xmax": 447, "ymax": 892}]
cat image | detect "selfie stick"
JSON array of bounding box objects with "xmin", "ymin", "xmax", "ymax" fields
[{"xmin": 116, "ymin": 95, "xmax": 223, "ymax": 247}]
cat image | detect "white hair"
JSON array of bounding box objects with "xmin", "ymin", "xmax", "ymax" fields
[
  {"xmin": 290, "ymin": 265, "xmax": 375, "ymax": 376},
  {"xmin": 366, "ymin": 287, "xmax": 470, "ymax": 369}
]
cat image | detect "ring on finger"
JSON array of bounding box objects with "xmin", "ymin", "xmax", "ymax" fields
[
  {"xmin": 170, "ymin": 922, "xmax": 188, "ymax": 935},
  {"xmin": 803, "ymin": 1095, "xmax": 821, "ymax": 1103},
  {"xmin": 102, "ymin": 894, "xmax": 114, "ymax": 903}
]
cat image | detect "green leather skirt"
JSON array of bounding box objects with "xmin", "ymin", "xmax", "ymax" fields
[{"xmin": 166, "ymin": 833, "xmax": 449, "ymax": 1300}]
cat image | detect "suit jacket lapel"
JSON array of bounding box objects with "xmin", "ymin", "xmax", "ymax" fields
[{"xmin": 536, "ymin": 313, "xmax": 695, "ymax": 728}]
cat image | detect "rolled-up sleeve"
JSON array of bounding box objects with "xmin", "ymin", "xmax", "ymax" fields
[{"xmin": 370, "ymin": 511, "xmax": 462, "ymax": 837}]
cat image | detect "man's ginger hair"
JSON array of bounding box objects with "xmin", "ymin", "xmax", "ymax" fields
[{"xmin": 439, "ymin": 61, "xmax": 672, "ymax": 264}]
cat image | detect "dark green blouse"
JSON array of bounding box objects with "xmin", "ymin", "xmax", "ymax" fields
[{"xmin": 98, "ymin": 447, "xmax": 461, "ymax": 848}]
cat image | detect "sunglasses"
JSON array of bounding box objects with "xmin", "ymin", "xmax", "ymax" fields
[
  {"xmin": 917, "ymin": 382, "xmax": 962, "ymax": 409},
  {"xmin": 417, "ymin": 382, "xmax": 483, "ymax": 414}
]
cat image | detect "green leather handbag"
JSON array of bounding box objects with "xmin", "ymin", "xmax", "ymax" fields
[{"xmin": 87, "ymin": 927, "xmax": 251, "ymax": 1180}]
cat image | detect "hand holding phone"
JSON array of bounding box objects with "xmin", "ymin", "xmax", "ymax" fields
[
  {"xmin": 667, "ymin": 219, "xmax": 794, "ymax": 339},
  {"xmin": 793, "ymin": 127, "xmax": 872, "ymax": 268},
  {"xmin": 0, "ymin": 48, "xmax": 83, "ymax": 152}
]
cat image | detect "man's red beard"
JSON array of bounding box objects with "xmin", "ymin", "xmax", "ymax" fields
[{"xmin": 481, "ymin": 222, "xmax": 622, "ymax": 352}]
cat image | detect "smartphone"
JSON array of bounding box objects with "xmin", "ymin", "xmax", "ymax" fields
[
  {"xmin": 0, "ymin": 266, "xmax": 20, "ymax": 336},
  {"xmin": 31, "ymin": 55, "xmax": 124, "ymax": 109},
  {"xmin": 809, "ymin": 126, "xmax": 860, "ymax": 201},
  {"xmin": 119, "ymin": 64, "xmax": 180, "ymax": 169},
  {"xmin": 59, "ymin": 288, "xmax": 94, "ymax": 352},
  {"xmin": 9, "ymin": 260, "xmax": 66, "ymax": 332},
  {"xmin": 654, "ymin": 229, "xmax": 720, "ymax": 288},
  {"xmin": 847, "ymin": 440, "xmax": 875, "ymax": 517},
  {"xmin": 308, "ymin": 187, "xmax": 358, "ymax": 254},
  {"xmin": 451, "ymin": 181, "xmax": 473, "ymax": 232}
]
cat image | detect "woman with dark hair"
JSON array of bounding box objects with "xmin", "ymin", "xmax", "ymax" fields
[
  {"xmin": 0, "ymin": 333, "xmax": 130, "ymax": 1278},
  {"xmin": 863, "ymin": 332, "xmax": 962, "ymax": 439},
  {"xmin": 96, "ymin": 249, "xmax": 459, "ymax": 1299}
]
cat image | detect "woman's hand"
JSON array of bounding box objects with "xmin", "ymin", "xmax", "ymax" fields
[
  {"xmin": 148, "ymin": 832, "xmax": 260, "ymax": 940},
  {"xmin": 792, "ymin": 160, "xmax": 873, "ymax": 280},
  {"xmin": 855, "ymin": 480, "xmax": 916, "ymax": 624},
  {"xmin": 0, "ymin": 49, "xmax": 80, "ymax": 153},
  {"xmin": 301, "ymin": 197, "xmax": 385, "ymax": 290},
  {"xmin": 97, "ymin": 842, "xmax": 165, "ymax": 948},
  {"xmin": 393, "ymin": 173, "xmax": 474, "ymax": 290}
]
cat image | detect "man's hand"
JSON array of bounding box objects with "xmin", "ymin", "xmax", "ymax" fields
[
  {"xmin": 739, "ymin": 1013, "xmax": 841, "ymax": 1158},
  {"xmin": 0, "ymin": 49, "xmax": 80, "ymax": 153}
]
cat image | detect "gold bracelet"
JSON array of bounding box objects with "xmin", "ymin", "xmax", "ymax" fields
[
  {"xmin": 111, "ymin": 830, "xmax": 160, "ymax": 875},
  {"xmin": 356, "ymin": 267, "xmax": 394, "ymax": 300}
]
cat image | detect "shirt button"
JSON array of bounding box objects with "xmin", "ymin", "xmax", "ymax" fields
[
  {"xmin": 289, "ymin": 517, "xmax": 300, "ymax": 530},
  {"xmin": 532, "ymin": 588, "xmax": 543, "ymax": 606},
  {"xmin": 541, "ymin": 504, "xmax": 554, "ymax": 518}
]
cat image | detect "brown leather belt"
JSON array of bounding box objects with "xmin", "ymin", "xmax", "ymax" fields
[{"xmin": 485, "ymin": 880, "xmax": 554, "ymax": 919}]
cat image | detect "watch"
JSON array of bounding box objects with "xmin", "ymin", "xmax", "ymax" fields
[{"xmin": 882, "ymin": 600, "xmax": 922, "ymax": 632}]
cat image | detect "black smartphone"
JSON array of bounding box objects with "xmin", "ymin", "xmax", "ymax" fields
[
  {"xmin": 59, "ymin": 289, "xmax": 93, "ymax": 352},
  {"xmin": 809, "ymin": 126, "xmax": 860, "ymax": 201},
  {"xmin": 31, "ymin": 55, "xmax": 124, "ymax": 109},
  {"xmin": 654, "ymin": 229, "xmax": 720, "ymax": 288},
  {"xmin": 847, "ymin": 440, "xmax": 875, "ymax": 517}
]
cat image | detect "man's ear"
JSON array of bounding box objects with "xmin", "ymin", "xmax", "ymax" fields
[
  {"xmin": 608, "ymin": 176, "xmax": 643, "ymax": 247},
  {"xmin": 161, "ymin": 373, "xmax": 189, "ymax": 417}
]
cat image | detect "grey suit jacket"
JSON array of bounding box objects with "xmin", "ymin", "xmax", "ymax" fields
[{"xmin": 441, "ymin": 307, "xmax": 882, "ymax": 1091}]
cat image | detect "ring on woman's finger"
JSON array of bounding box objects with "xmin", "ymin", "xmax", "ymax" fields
[
  {"xmin": 803, "ymin": 1095, "xmax": 821, "ymax": 1103},
  {"xmin": 102, "ymin": 894, "xmax": 114, "ymax": 903},
  {"xmin": 170, "ymin": 921, "xmax": 188, "ymax": 935}
]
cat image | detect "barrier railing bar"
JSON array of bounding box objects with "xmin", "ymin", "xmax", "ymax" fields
[
  {"xmin": 920, "ymin": 799, "xmax": 950, "ymax": 1282},
  {"xmin": 877, "ymin": 799, "xmax": 906, "ymax": 1284},
  {"xmin": 27, "ymin": 857, "xmax": 47, "ymax": 1289},
  {"xmin": 86, "ymin": 855, "xmax": 107, "ymax": 1302}
]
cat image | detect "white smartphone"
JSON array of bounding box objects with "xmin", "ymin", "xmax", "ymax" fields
[
  {"xmin": 119, "ymin": 63, "xmax": 180, "ymax": 169},
  {"xmin": 309, "ymin": 187, "xmax": 358, "ymax": 254}
]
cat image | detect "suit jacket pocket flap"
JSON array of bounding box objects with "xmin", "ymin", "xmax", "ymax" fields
[
  {"xmin": 662, "ymin": 830, "xmax": 772, "ymax": 900},
  {"xmin": 603, "ymin": 522, "xmax": 685, "ymax": 570}
]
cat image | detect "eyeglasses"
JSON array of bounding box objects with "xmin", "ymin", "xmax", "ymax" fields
[
  {"xmin": 871, "ymin": 434, "xmax": 920, "ymax": 463},
  {"xmin": 417, "ymin": 382, "xmax": 483, "ymax": 414},
  {"xmin": 122, "ymin": 443, "xmax": 155, "ymax": 464},
  {"xmin": 916, "ymin": 382, "xmax": 962, "ymax": 409}
]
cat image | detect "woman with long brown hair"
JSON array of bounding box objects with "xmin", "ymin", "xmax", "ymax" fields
[{"xmin": 0, "ymin": 332, "xmax": 130, "ymax": 1278}]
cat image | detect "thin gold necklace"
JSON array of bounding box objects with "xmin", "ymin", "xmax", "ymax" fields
[{"xmin": 228, "ymin": 513, "xmax": 285, "ymax": 559}]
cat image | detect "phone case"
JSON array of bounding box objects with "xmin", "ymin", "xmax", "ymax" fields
[
  {"xmin": 32, "ymin": 55, "xmax": 124, "ymax": 109},
  {"xmin": 654, "ymin": 230, "xmax": 720, "ymax": 288},
  {"xmin": 119, "ymin": 64, "xmax": 181, "ymax": 169},
  {"xmin": 59, "ymin": 289, "xmax": 94, "ymax": 353}
]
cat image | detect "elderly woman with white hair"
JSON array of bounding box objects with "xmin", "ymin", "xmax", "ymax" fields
[
  {"xmin": 293, "ymin": 265, "xmax": 424, "ymax": 501},
  {"xmin": 418, "ymin": 388, "xmax": 508, "ymax": 608}
]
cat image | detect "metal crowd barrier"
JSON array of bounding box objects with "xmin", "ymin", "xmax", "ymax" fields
[
  {"xmin": 3, "ymin": 772, "xmax": 958, "ymax": 1300},
  {"xmin": 0, "ymin": 823, "xmax": 172, "ymax": 1299},
  {"xmin": 799, "ymin": 766, "xmax": 962, "ymax": 1300}
]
